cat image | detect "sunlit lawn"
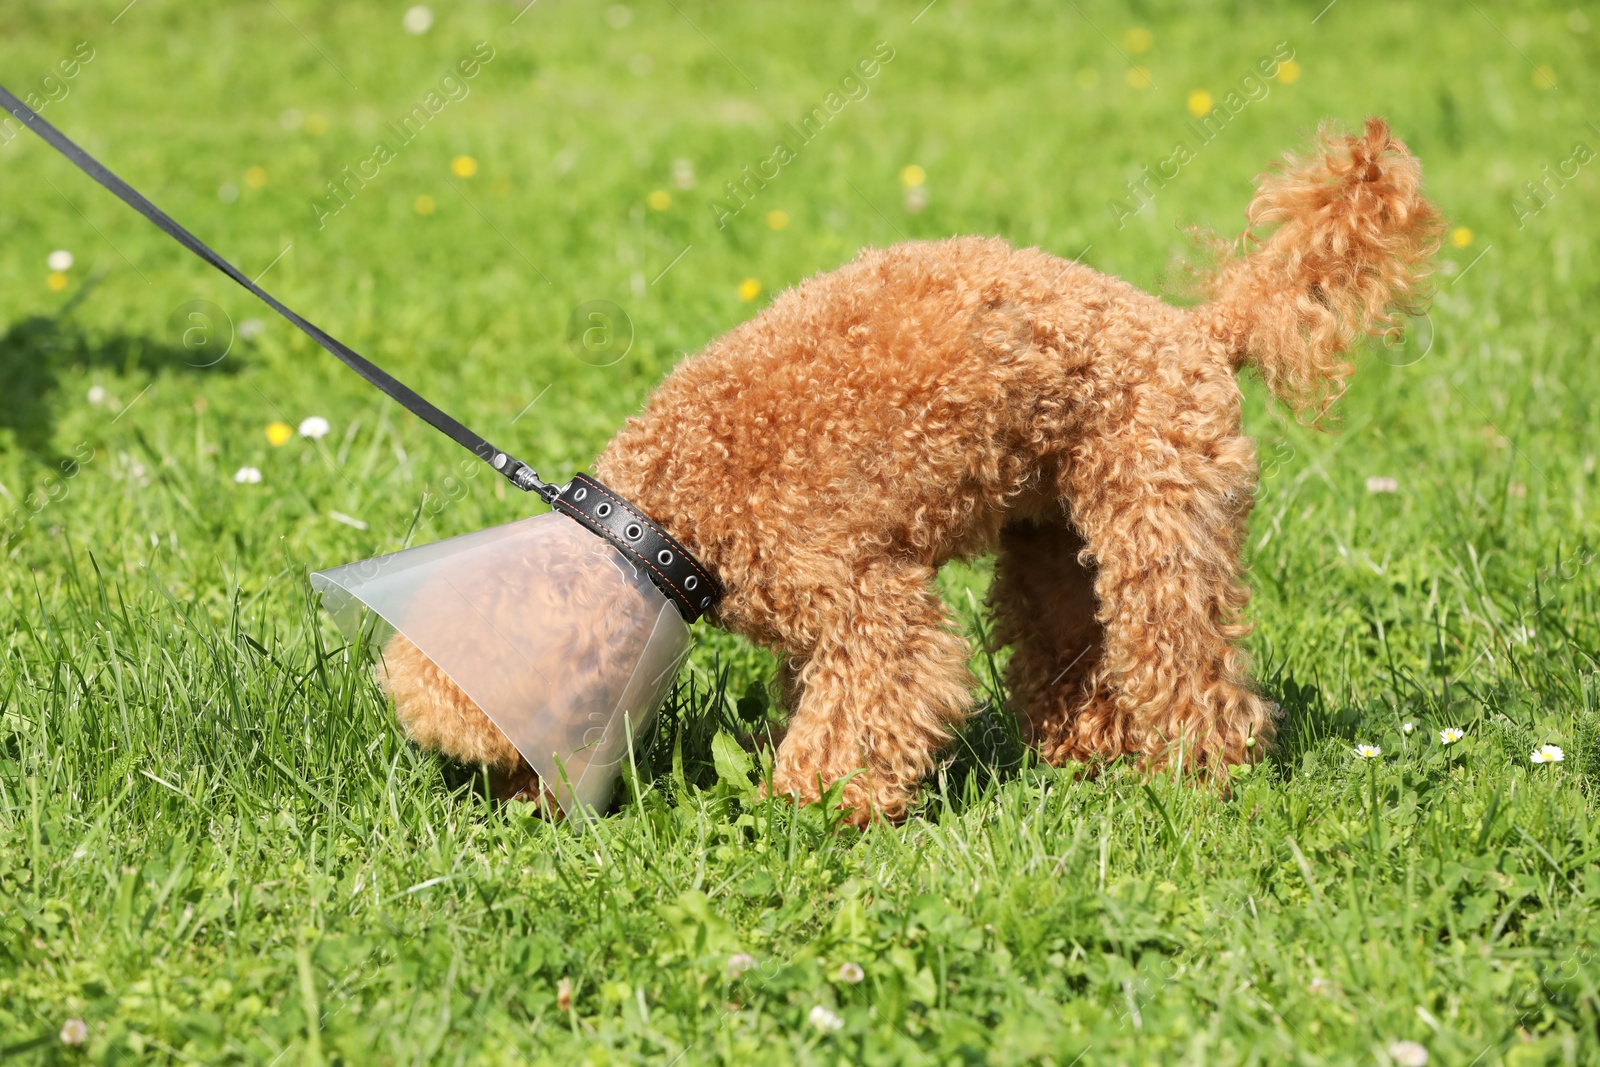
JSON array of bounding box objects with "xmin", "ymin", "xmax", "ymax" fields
[{"xmin": 2, "ymin": 1, "xmax": 1598, "ymax": 1063}]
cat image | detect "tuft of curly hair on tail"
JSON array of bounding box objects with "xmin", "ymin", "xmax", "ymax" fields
[{"xmin": 1197, "ymin": 117, "xmax": 1445, "ymax": 421}]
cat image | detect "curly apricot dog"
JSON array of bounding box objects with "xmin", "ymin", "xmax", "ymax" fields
[{"xmin": 388, "ymin": 117, "xmax": 1441, "ymax": 822}]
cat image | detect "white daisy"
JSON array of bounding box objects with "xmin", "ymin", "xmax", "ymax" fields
[
  {"xmin": 47, "ymin": 249, "xmax": 75, "ymax": 272},
  {"xmin": 1402, "ymin": 722, "xmax": 1415, "ymax": 735},
  {"xmin": 837, "ymin": 961, "xmax": 864, "ymax": 984},
  {"xmin": 808, "ymin": 1004, "xmax": 844, "ymax": 1032},
  {"xmin": 1439, "ymin": 728, "xmax": 1464, "ymax": 745},
  {"xmin": 59, "ymin": 1019, "xmax": 88, "ymax": 1046},
  {"xmin": 402, "ymin": 5, "xmax": 433, "ymax": 34},
  {"xmin": 1354, "ymin": 744, "xmax": 1382, "ymax": 759},
  {"xmin": 233, "ymin": 466, "xmax": 263, "ymax": 484},
  {"xmin": 1530, "ymin": 745, "xmax": 1565, "ymax": 765},
  {"xmin": 1388, "ymin": 1040, "xmax": 1428, "ymax": 1067},
  {"xmin": 298, "ymin": 416, "xmax": 331, "ymax": 440}
]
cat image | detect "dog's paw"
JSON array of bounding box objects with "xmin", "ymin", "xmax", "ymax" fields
[
  {"xmin": 766, "ymin": 771, "xmax": 908, "ymax": 827},
  {"xmin": 838, "ymin": 778, "xmax": 911, "ymax": 826},
  {"xmin": 488, "ymin": 760, "xmax": 562, "ymax": 815}
]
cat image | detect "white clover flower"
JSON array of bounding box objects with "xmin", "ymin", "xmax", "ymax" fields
[
  {"xmin": 1531, "ymin": 745, "xmax": 1565, "ymax": 765},
  {"xmin": 1439, "ymin": 728, "xmax": 1464, "ymax": 745},
  {"xmin": 1354, "ymin": 744, "xmax": 1382, "ymax": 759},
  {"xmin": 1366, "ymin": 476, "xmax": 1399, "ymax": 493},
  {"xmin": 726, "ymin": 952, "xmax": 756, "ymax": 978},
  {"xmin": 402, "ymin": 5, "xmax": 433, "ymax": 33},
  {"xmin": 59, "ymin": 1019, "xmax": 88, "ymax": 1046},
  {"xmin": 298, "ymin": 415, "xmax": 331, "ymax": 440},
  {"xmin": 233, "ymin": 466, "xmax": 263, "ymax": 485},
  {"xmin": 1388, "ymin": 1040, "xmax": 1429, "ymax": 1066},
  {"xmin": 1402, "ymin": 722, "xmax": 1415, "ymax": 735},
  {"xmin": 809, "ymin": 1004, "xmax": 844, "ymax": 1032},
  {"xmin": 48, "ymin": 249, "xmax": 75, "ymax": 272},
  {"xmin": 837, "ymin": 961, "xmax": 864, "ymax": 984},
  {"xmin": 87, "ymin": 384, "xmax": 108, "ymax": 406}
]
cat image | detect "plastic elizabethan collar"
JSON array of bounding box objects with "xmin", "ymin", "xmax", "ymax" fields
[{"xmin": 311, "ymin": 513, "xmax": 691, "ymax": 812}]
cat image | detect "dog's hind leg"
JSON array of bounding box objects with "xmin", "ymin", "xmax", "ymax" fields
[
  {"xmin": 988, "ymin": 518, "xmax": 1107, "ymax": 764},
  {"xmin": 1052, "ymin": 427, "xmax": 1271, "ymax": 776},
  {"xmin": 769, "ymin": 558, "xmax": 974, "ymax": 824}
]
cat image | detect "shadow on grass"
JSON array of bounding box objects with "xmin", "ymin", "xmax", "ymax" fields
[
  {"xmin": 627, "ymin": 656, "xmax": 752, "ymax": 799},
  {"xmin": 930, "ymin": 697, "xmax": 1032, "ymax": 814},
  {"xmin": 445, "ymin": 650, "xmax": 1366, "ymax": 819},
  {"xmin": 1256, "ymin": 661, "xmax": 1400, "ymax": 779},
  {"xmin": 0, "ymin": 283, "xmax": 241, "ymax": 464},
  {"xmin": 621, "ymin": 649, "xmax": 1032, "ymax": 819}
]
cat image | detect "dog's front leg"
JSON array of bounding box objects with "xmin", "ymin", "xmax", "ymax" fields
[{"xmin": 768, "ymin": 561, "xmax": 973, "ymax": 824}]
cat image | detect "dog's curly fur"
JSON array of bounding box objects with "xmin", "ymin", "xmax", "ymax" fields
[{"xmin": 386, "ymin": 118, "xmax": 1442, "ymax": 823}]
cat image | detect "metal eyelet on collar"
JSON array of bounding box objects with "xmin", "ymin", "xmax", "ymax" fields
[{"xmin": 551, "ymin": 472, "xmax": 723, "ymax": 623}]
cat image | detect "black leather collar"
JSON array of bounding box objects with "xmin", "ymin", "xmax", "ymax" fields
[{"xmin": 552, "ymin": 473, "xmax": 721, "ymax": 623}]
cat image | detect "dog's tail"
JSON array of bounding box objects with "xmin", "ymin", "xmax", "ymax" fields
[{"xmin": 1195, "ymin": 117, "xmax": 1444, "ymax": 421}]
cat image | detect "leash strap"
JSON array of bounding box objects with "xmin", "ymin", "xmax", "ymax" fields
[
  {"xmin": 0, "ymin": 83, "xmax": 557, "ymax": 502},
  {"xmin": 3, "ymin": 85, "xmax": 726, "ymax": 622}
]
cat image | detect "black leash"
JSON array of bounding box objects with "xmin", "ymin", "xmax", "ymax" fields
[
  {"xmin": 0, "ymin": 83, "xmax": 558, "ymax": 503},
  {"xmin": 1, "ymin": 84, "xmax": 724, "ymax": 622}
]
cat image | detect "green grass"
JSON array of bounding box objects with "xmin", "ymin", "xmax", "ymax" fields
[{"xmin": 3, "ymin": 0, "xmax": 1599, "ymax": 1063}]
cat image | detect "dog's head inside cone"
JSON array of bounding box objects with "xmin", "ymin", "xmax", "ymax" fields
[{"xmin": 311, "ymin": 511, "xmax": 693, "ymax": 813}]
